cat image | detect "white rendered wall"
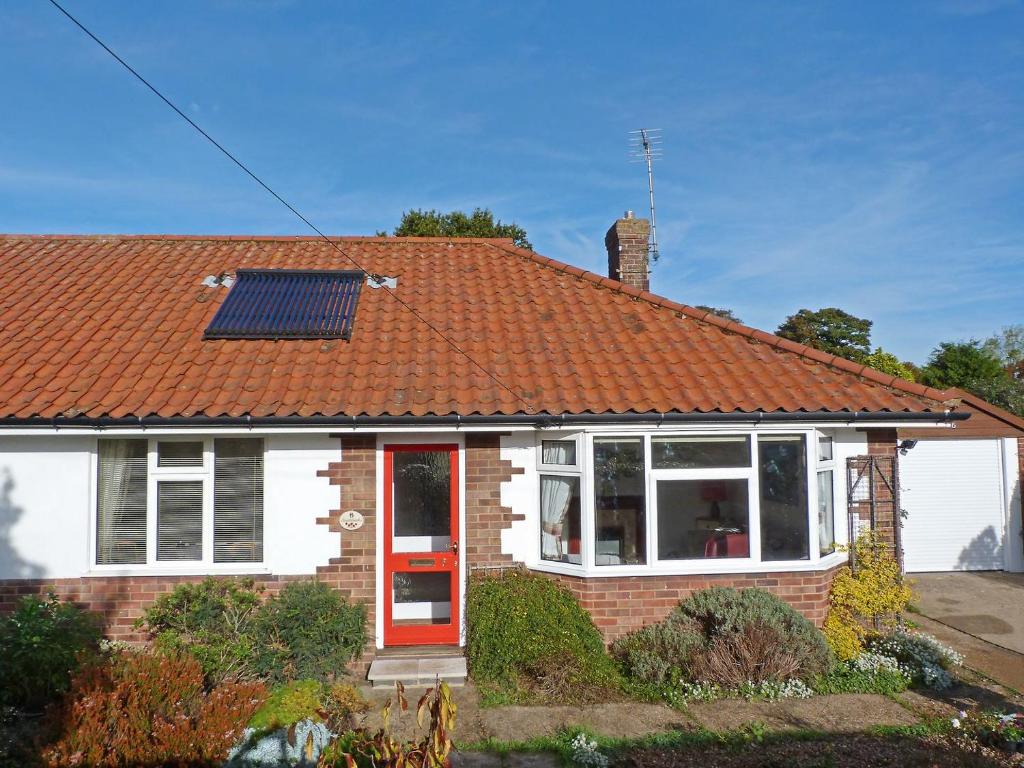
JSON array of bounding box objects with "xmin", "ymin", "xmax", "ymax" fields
[
  {"xmin": 499, "ymin": 432, "xmax": 534, "ymax": 562},
  {"xmin": 262, "ymin": 434, "xmax": 341, "ymax": 575},
  {"xmin": 0, "ymin": 435, "xmax": 94, "ymax": 579},
  {"xmin": 829, "ymin": 427, "xmax": 869, "ymax": 550}
]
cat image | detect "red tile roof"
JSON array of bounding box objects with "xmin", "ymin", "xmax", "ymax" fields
[{"xmin": 0, "ymin": 234, "xmax": 955, "ymax": 420}]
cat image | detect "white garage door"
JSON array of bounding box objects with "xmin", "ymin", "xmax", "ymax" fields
[{"xmin": 901, "ymin": 439, "xmax": 1006, "ymax": 572}]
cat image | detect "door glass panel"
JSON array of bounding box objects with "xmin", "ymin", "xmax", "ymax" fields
[
  {"xmin": 392, "ymin": 450, "xmax": 451, "ymax": 553},
  {"xmin": 392, "ymin": 572, "xmax": 452, "ymax": 625}
]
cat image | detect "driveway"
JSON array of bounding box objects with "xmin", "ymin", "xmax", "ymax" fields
[{"xmin": 912, "ymin": 572, "xmax": 1024, "ymax": 654}]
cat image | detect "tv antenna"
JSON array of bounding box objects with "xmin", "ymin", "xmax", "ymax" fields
[{"xmin": 629, "ymin": 128, "xmax": 662, "ymax": 262}]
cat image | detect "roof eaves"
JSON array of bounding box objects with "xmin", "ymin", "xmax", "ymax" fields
[{"xmin": 492, "ymin": 241, "xmax": 953, "ymax": 409}]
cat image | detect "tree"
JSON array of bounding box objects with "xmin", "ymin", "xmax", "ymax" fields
[
  {"xmin": 982, "ymin": 324, "xmax": 1024, "ymax": 379},
  {"xmin": 386, "ymin": 208, "xmax": 532, "ymax": 250},
  {"xmin": 862, "ymin": 348, "xmax": 916, "ymax": 381},
  {"xmin": 966, "ymin": 376, "xmax": 1024, "ymax": 418},
  {"xmin": 694, "ymin": 305, "xmax": 743, "ymax": 324},
  {"xmin": 919, "ymin": 341, "xmax": 1007, "ymax": 390},
  {"xmin": 776, "ymin": 308, "xmax": 872, "ymax": 362}
]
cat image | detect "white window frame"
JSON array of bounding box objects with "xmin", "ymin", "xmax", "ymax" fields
[
  {"xmin": 89, "ymin": 436, "xmax": 266, "ymax": 575},
  {"xmin": 529, "ymin": 427, "xmax": 847, "ymax": 577}
]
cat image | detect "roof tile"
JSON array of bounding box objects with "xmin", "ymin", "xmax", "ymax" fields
[{"xmin": 0, "ymin": 235, "xmax": 950, "ymax": 420}]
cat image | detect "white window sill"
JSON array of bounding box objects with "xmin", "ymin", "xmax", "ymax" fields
[
  {"xmin": 85, "ymin": 565, "xmax": 271, "ymax": 578},
  {"xmin": 527, "ymin": 551, "xmax": 849, "ymax": 579}
]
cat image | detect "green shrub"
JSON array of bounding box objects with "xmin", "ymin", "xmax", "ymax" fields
[
  {"xmin": 137, "ymin": 578, "xmax": 366, "ymax": 685},
  {"xmin": 614, "ymin": 587, "xmax": 834, "ymax": 689},
  {"xmin": 610, "ymin": 616, "xmax": 702, "ymax": 686},
  {"xmin": 0, "ymin": 593, "xmax": 101, "ymax": 711},
  {"xmin": 253, "ymin": 580, "xmax": 366, "ymax": 683},
  {"xmin": 466, "ymin": 571, "xmax": 622, "ymax": 703},
  {"xmin": 249, "ymin": 679, "xmax": 324, "ymax": 732},
  {"xmin": 137, "ymin": 577, "xmax": 263, "ymax": 683},
  {"xmin": 41, "ymin": 650, "xmax": 265, "ymax": 768}
]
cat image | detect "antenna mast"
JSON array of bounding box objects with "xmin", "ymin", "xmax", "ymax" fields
[{"xmin": 629, "ymin": 128, "xmax": 662, "ymax": 261}]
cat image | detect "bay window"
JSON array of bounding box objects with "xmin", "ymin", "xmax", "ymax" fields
[
  {"xmin": 536, "ymin": 430, "xmax": 840, "ymax": 573},
  {"xmin": 95, "ymin": 437, "xmax": 264, "ymax": 568}
]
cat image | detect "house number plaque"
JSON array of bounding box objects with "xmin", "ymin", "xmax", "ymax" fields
[{"xmin": 339, "ymin": 510, "xmax": 364, "ymax": 531}]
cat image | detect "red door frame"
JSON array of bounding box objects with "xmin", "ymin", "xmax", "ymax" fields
[{"xmin": 383, "ymin": 444, "xmax": 460, "ymax": 646}]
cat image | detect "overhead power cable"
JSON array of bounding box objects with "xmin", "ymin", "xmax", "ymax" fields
[{"xmin": 46, "ymin": 0, "xmax": 537, "ymax": 415}]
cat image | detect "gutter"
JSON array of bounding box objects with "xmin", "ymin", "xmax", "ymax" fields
[{"xmin": 0, "ymin": 410, "xmax": 970, "ymax": 430}]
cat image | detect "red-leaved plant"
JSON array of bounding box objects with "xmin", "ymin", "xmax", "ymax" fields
[{"xmin": 42, "ymin": 649, "xmax": 265, "ymax": 768}]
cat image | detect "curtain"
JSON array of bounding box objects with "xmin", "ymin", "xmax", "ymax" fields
[
  {"xmin": 540, "ymin": 475, "xmax": 573, "ymax": 559},
  {"xmin": 542, "ymin": 441, "xmax": 573, "ymax": 465},
  {"xmin": 97, "ymin": 439, "xmax": 145, "ymax": 564}
]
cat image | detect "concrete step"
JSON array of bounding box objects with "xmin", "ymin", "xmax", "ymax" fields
[{"xmin": 367, "ymin": 655, "xmax": 467, "ymax": 688}]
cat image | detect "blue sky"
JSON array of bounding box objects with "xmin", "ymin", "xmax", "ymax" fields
[{"xmin": 2, "ymin": 1, "xmax": 1021, "ymax": 362}]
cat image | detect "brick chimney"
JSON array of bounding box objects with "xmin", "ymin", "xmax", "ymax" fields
[{"xmin": 605, "ymin": 211, "xmax": 650, "ymax": 291}]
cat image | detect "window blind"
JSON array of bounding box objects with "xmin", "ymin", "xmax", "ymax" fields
[
  {"xmin": 214, "ymin": 438, "xmax": 264, "ymax": 563},
  {"xmin": 157, "ymin": 441, "xmax": 204, "ymax": 468},
  {"xmin": 156, "ymin": 481, "xmax": 204, "ymax": 561},
  {"xmin": 96, "ymin": 439, "xmax": 148, "ymax": 565}
]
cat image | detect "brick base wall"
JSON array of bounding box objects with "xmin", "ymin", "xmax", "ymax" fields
[
  {"xmin": 0, "ymin": 574, "xmax": 292, "ymax": 644},
  {"xmin": 547, "ymin": 564, "xmax": 843, "ymax": 644}
]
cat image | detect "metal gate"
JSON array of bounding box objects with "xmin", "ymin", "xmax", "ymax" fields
[{"xmin": 846, "ymin": 455, "xmax": 901, "ymax": 571}]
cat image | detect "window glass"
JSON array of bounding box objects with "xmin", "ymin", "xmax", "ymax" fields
[
  {"xmin": 540, "ymin": 475, "xmax": 582, "ymax": 564},
  {"xmin": 817, "ymin": 435, "xmax": 834, "ymax": 463},
  {"xmin": 593, "ymin": 438, "xmax": 646, "ymax": 565},
  {"xmin": 96, "ymin": 439, "xmax": 148, "ymax": 565},
  {"xmin": 157, "ymin": 441, "xmax": 204, "ymax": 468},
  {"xmin": 156, "ymin": 481, "xmax": 203, "ymax": 561},
  {"xmin": 657, "ymin": 479, "xmax": 749, "ymax": 559},
  {"xmin": 214, "ymin": 438, "xmax": 264, "ymax": 563},
  {"xmin": 652, "ymin": 436, "xmax": 750, "ymax": 469},
  {"xmin": 542, "ymin": 440, "xmax": 577, "ymax": 466},
  {"xmin": 758, "ymin": 435, "xmax": 809, "ymax": 561},
  {"xmin": 818, "ymin": 470, "xmax": 835, "ymax": 555}
]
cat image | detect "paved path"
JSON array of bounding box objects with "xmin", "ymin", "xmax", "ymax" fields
[{"xmin": 912, "ymin": 572, "xmax": 1024, "ymax": 654}]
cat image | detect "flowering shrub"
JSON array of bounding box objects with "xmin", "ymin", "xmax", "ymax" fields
[
  {"xmin": 41, "ymin": 650, "xmax": 265, "ymax": 768},
  {"xmin": 668, "ymin": 677, "xmax": 812, "ymax": 706},
  {"xmin": 823, "ymin": 531, "xmax": 912, "ymax": 660},
  {"xmin": 867, "ymin": 629, "xmax": 962, "ymax": 691},
  {"xmin": 568, "ymin": 733, "xmax": 609, "ymax": 768},
  {"xmin": 812, "ymin": 651, "xmax": 910, "ymax": 695}
]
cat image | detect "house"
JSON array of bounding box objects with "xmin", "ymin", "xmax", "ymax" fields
[{"xmin": 0, "ymin": 216, "xmax": 1020, "ymax": 675}]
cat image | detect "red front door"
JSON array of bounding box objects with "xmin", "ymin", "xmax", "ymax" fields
[{"xmin": 383, "ymin": 444, "xmax": 460, "ymax": 646}]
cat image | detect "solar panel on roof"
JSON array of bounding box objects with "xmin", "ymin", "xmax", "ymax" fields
[{"xmin": 204, "ymin": 269, "xmax": 364, "ymax": 340}]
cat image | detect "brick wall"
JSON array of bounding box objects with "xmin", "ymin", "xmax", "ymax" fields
[
  {"xmin": 465, "ymin": 433, "xmax": 525, "ymax": 569},
  {"xmin": 0, "ymin": 574, "xmax": 291, "ymax": 644},
  {"xmin": 316, "ymin": 434, "xmax": 377, "ymax": 672},
  {"xmin": 846, "ymin": 429, "xmax": 901, "ymax": 556},
  {"xmin": 547, "ymin": 565, "xmax": 843, "ymax": 644},
  {"xmin": 605, "ymin": 216, "xmax": 650, "ymax": 292}
]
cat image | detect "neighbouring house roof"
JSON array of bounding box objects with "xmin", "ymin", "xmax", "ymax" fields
[{"xmin": 0, "ymin": 234, "xmax": 966, "ymax": 422}]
